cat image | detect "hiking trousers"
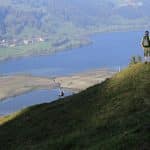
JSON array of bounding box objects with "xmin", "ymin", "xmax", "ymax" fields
[{"xmin": 143, "ymin": 47, "xmax": 150, "ymax": 57}]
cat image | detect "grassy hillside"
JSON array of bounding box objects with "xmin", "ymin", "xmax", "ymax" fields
[{"xmin": 0, "ymin": 63, "xmax": 150, "ymax": 150}]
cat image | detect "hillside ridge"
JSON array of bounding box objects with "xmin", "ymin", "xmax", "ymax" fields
[{"xmin": 0, "ymin": 63, "xmax": 150, "ymax": 150}]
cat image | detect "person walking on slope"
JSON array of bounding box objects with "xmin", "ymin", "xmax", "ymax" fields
[{"xmin": 141, "ymin": 31, "xmax": 150, "ymax": 62}]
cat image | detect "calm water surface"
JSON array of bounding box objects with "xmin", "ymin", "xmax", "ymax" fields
[
  {"xmin": 0, "ymin": 31, "xmax": 143, "ymax": 76},
  {"xmin": 0, "ymin": 89, "xmax": 72, "ymax": 116}
]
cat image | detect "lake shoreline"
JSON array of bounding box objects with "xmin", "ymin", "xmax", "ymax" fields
[
  {"xmin": 0, "ymin": 27, "xmax": 144, "ymax": 63},
  {"xmin": 0, "ymin": 68, "xmax": 116, "ymax": 101},
  {"xmin": 0, "ymin": 37, "xmax": 91, "ymax": 63}
]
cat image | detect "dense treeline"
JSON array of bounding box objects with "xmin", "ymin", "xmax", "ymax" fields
[{"xmin": 0, "ymin": 0, "xmax": 150, "ymax": 39}]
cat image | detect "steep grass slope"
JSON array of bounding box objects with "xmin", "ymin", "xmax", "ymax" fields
[{"xmin": 0, "ymin": 63, "xmax": 150, "ymax": 150}]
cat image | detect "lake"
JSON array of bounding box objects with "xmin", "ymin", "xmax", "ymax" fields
[
  {"xmin": 0, "ymin": 31, "xmax": 144, "ymax": 116},
  {"xmin": 0, "ymin": 89, "xmax": 72, "ymax": 116},
  {"xmin": 0, "ymin": 31, "xmax": 143, "ymax": 76}
]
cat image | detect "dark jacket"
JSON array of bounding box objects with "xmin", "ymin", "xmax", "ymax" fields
[{"xmin": 142, "ymin": 35, "xmax": 150, "ymax": 47}]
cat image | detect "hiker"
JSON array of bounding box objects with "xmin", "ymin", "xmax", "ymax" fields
[
  {"xmin": 52, "ymin": 79, "xmax": 64, "ymax": 97},
  {"xmin": 141, "ymin": 30, "xmax": 150, "ymax": 62},
  {"xmin": 60, "ymin": 90, "xmax": 64, "ymax": 97},
  {"xmin": 59, "ymin": 90, "xmax": 64, "ymax": 97}
]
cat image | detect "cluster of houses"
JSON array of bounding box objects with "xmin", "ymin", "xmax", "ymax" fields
[{"xmin": 0, "ymin": 36, "xmax": 48, "ymax": 48}]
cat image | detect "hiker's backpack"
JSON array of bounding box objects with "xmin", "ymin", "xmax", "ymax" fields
[{"xmin": 142, "ymin": 36, "xmax": 150, "ymax": 47}]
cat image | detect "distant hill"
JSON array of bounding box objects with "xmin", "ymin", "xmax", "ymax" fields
[
  {"xmin": 0, "ymin": 63, "xmax": 149, "ymax": 150},
  {"xmin": 0, "ymin": 0, "xmax": 150, "ymax": 39}
]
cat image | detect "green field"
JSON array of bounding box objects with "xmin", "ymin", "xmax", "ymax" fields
[
  {"xmin": 0, "ymin": 63, "xmax": 149, "ymax": 150},
  {"xmin": 0, "ymin": 36, "xmax": 89, "ymax": 61},
  {"xmin": 0, "ymin": 21, "xmax": 90, "ymax": 61}
]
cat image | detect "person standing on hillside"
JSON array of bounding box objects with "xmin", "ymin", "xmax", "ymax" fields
[{"xmin": 141, "ymin": 31, "xmax": 150, "ymax": 62}]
